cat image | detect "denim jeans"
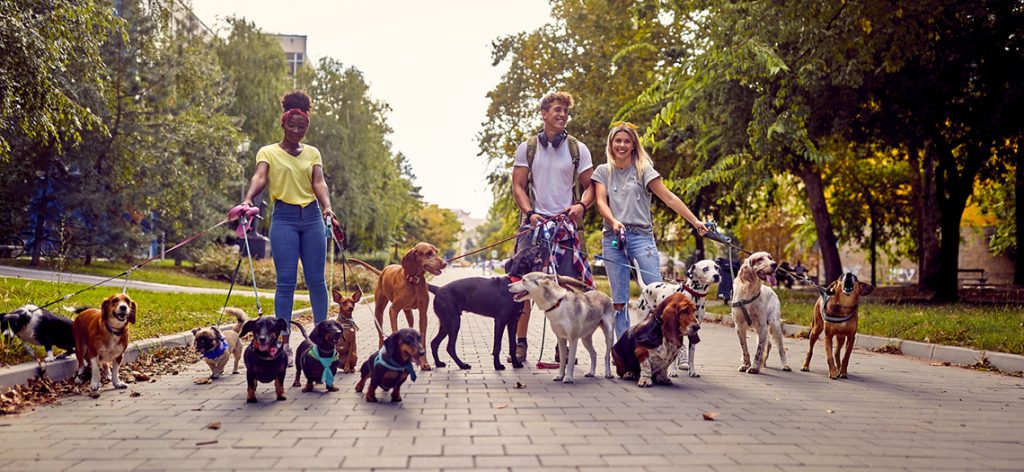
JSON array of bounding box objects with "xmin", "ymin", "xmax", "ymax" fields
[
  {"xmin": 270, "ymin": 201, "xmax": 329, "ymax": 332},
  {"xmin": 601, "ymin": 228, "xmax": 662, "ymax": 341}
]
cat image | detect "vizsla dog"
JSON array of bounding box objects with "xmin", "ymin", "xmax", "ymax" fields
[
  {"xmin": 730, "ymin": 251, "xmax": 791, "ymax": 374},
  {"xmin": 801, "ymin": 273, "xmax": 874, "ymax": 379},
  {"xmin": 349, "ymin": 242, "xmax": 446, "ymax": 369},
  {"xmin": 332, "ymin": 288, "xmax": 361, "ymax": 373}
]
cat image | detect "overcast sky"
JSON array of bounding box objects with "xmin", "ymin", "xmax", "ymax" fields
[{"xmin": 190, "ymin": 0, "xmax": 552, "ymax": 219}]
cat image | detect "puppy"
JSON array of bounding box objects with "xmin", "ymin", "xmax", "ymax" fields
[
  {"xmin": 427, "ymin": 245, "xmax": 542, "ymax": 370},
  {"xmin": 355, "ymin": 328, "xmax": 427, "ymax": 403},
  {"xmin": 801, "ymin": 273, "xmax": 874, "ymax": 379},
  {"xmin": 612, "ymin": 293, "xmax": 699, "ymax": 387},
  {"xmin": 292, "ymin": 319, "xmax": 344, "ymax": 392},
  {"xmin": 192, "ymin": 307, "xmax": 247, "ymax": 380},
  {"xmin": 508, "ymin": 272, "xmax": 615, "ymax": 383},
  {"xmin": 71, "ymin": 293, "xmax": 137, "ymax": 392},
  {"xmin": 333, "ymin": 289, "xmax": 361, "ymax": 373},
  {"xmin": 239, "ymin": 316, "xmax": 290, "ymax": 403},
  {"xmin": 730, "ymin": 251, "xmax": 790, "ymax": 374},
  {"xmin": 633, "ymin": 259, "xmax": 721, "ymax": 377},
  {"xmin": 2, "ymin": 304, "xmax": 75, "ymax": 361}
]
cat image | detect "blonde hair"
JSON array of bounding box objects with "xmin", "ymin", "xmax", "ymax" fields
[{"xmin": 605, "ymin": 123, "xmax": 652, "ymax": 178}]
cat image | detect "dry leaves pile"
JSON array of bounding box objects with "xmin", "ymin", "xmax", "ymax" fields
[{"xmin": 0, "ymin": 346, "xmax": 201, "ymax": 416}]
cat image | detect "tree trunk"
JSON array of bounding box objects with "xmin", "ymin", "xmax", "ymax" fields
[
  {"xmin": 29, "ymin": 208, "xmax": 45, "ymax": 267},
  {"xmin": 1015, "ymin": 139, "xmax": 1023, "ymax": 286},
  {"xmin": 794, "ymin": 162, "xmax": 843, "ymax": 283},
  {"xmin": 869, "ymin": 213, "xmax": 877, "ymax": 287},
  {"xmin": 914, "ymin": 140, "xmax": 942, "ymax": 292}
]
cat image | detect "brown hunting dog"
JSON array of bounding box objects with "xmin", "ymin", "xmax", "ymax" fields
[
  {"xmin": 72, "ymin": 293, "xmax": 137, "ymax": 393},
  {"xmin": 800, "ymin": 273, "xmax": 874, "ymax": 379},
  {"xmin": 612, "ymin": 293, "xmax": 699, "ymax": 387},
  {"xmin": 332, "ymin": 288, "xmax": 361, "ymax": 373},
  {"xmin": 349, "ymin": 242, "xmax": 447, "ymax": 368}
]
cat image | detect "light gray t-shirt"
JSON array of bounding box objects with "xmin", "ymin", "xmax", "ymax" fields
[
  {"xmin": 591, "ymin": 162, "xmax": 661, "ymax": 233},
  {"xmin": 513, "ymin": 137, "xmax": 593, "ymax": 216}
]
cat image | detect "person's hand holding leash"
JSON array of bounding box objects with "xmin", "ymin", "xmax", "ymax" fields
[{"xmin": 566, "ymin": 202, "xmax": 586, "ymax": 222}]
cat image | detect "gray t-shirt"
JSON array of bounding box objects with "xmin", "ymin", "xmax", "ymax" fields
[
  {"xmin": 513, "ymin": 137, "xmax": 593, "ymax": 216},
  {"xmin": 591, "ymin": 162, "xmax": 661, "ymax": 232}
]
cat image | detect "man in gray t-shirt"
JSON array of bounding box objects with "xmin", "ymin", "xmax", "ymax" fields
[{"xmin": 509, "ymin": 91, "xmax": 595, "ymax": 365}]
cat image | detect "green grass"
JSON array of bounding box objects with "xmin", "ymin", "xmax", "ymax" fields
[
  {"xmin": 0, "ymin": 258, "xmax": 237, "ymax": 290},
  {"xmin": 0, "ymin": 277, "xmax": 302, "ymax": 366},
  {"xmin": 704, "ymin": 288, "xmax": 1024, "ymax": 355}
]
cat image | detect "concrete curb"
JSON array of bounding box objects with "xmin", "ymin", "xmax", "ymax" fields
[
  {"xmin": 709, "ymin": 313, "xmax": 1024, "ymax": 375},
  {"xmin": 0, "ymin": 308, "xmax": 313, "ymax": 389}
]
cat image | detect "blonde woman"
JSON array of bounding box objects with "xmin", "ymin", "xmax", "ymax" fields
[{"xmin": 592, "ymin": 122, "xmax": 709, "ymax": 340}]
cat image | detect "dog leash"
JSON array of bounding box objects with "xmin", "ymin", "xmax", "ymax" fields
[
  {"xmin": 444, "ymin": 213, "xmax": 562, "ymax": 264},
  {"xmin": 216, "ymin": 213, "xmax": 264, "ymax": 325},
  {"xmin": 36, "ymin": 217, "xmax": 232, "ymax": 311}
]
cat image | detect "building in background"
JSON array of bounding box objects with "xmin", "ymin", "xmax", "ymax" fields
[{"xmin": 274, "ymin": 34, "xmax": 308, "ymax": 78}]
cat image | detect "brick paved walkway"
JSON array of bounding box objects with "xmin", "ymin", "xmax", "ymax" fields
[{"xmin": 1, "ymin": 267, "xmax": 1022, "ymax": 471}]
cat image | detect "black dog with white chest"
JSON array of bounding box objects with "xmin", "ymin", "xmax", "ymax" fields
[
  {"xmin": 428, "ymin": 245, "xmax": 544, "ymax": 370},
  {"xmin": 1, "ymin": 304, "xmax": 75, "ymax": 361},
  {"xmin": 291, "ymin": 319, "xmax": 344, "ymax": 393},
  {"xmin": 239, "ymin": 316, "xmax": 290, "ymax": 403}
]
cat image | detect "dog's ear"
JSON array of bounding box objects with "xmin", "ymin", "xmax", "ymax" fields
[
  {"xmin": 686, "ymin": 265, "xmax": 695, "ymax": 280},
  {"xmin": 275, "ymin": 319, "xmax": 289, "ymax": 337},
  {"xmin": 239, "ymin": 320, "xmax": 255, "ymax": 338},
  {"xmin": 383, "ymin": 331, "xmax": 400, "ymax": 358},
  {"xmin": 191, "ymin": 328, "xmax": 199, "ymax": 336},
  {"xmin": 738, "ymin": 263, "xmax": 757, "ymax": 284},
  {"xmin": 101, "ymin": 296, "xmax": 114, "ymax": 317},
  {"xmin": 332, "ymin": 288, "xmax": 342, "ymax": 303},
  {"xmin": 309, "ymin": 323, "xmax": 325, "ymax": 346},
  {"xmin": 127, "ymin": 298, "xmax": 137, "ymax": 324},
  {"xmin": 859, "ymin": 282, "xmax": 875, "ymax": 296},
  {"xmin": 826, "ymin": 280, "xmax": 839, "ymax": 296},
  {"xmin": 401, "ymin": 247, "xmax": 419, "ymax": 275},
  {"xmin": 352, "ymin": 289, "xmax": 361, "ymax": 302},
  {"xmin": 212, "ymin": 326, "xmax": 223, "ymax": 340}
]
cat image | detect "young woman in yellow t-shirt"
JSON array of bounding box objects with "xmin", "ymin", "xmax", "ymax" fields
[{"xmin": 237, "ymin": 90, "xmax": 335, "ymax": 348}]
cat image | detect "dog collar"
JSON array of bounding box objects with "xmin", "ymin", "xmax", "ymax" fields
[
  {"xmin": 542, "ymin": 296, "xmax": 566, "ymax": 313},
  {"xmin": 308, "ymin": 345, "xmax": 339, "ymax": 385},
  {"xmin": 374, "ymin": 346, "xmax": 416, "ymax": 381},
  {"xmin": 821, "ymin": 294, "xmax": 857, "ymax": 323},
  {"xmin": 681, "ymin": 284, "xmax": 707, "ymax": 300},
  {"xmin": 105, "ymin": 320, "xmax": 125, "ymax": 336},
  {"xmin": 203, "ymin": 339, "xmax": 229, "ymax": 360},
  {"xmin": 252, "ymin": 340, "xmax": 284, "ymax": 360}
]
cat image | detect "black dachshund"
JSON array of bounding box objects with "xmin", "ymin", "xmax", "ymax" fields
[
  {"xmin": 291, "ymin": 319, "xmax": 344, "ymax": 393},
  {"xmin": 355, "ymin": 328, "xmax": 427, "ymax": 403},
  {"xmin": 428, "ymin": 245, "xmax": 544, "ymax": 370},
  {"xmin": 239, "ymin": 317, "xmax": 290, "ymax": 403}
]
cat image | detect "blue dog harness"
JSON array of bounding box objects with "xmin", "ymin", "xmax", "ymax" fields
[
  {"xmin": 373, "ymin": 345, "xmax": 417, "ymax": 382},
  {"xmin": 203, "ymin": 339, "xmax": 228, "ymax": 360},
  {"xmin": 308, "ymin": 345, "xmax": 339, "ymax": 385}
]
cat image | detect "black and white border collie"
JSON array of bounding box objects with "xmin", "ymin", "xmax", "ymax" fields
[{"xmin": 1, "ymin": 304, "xmax": 76, "ymax": 361}]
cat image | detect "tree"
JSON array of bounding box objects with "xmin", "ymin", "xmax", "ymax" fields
[
  {"xmin": 407, "ymin": 204, "xmax": 462, "ymax": 255},
  {"xmin": 0, "ymin": 0, "xmax": 120, "ymax": 161}
]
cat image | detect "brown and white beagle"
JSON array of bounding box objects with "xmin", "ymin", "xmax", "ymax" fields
[{"xmin": 72, "ymin": 293, "xmax": 137, "ymax": 392}]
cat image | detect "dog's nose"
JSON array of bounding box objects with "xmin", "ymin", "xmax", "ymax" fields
[
  {"xmin": 713, "ymin": 275, "xmax": 720, "ymax": 282},
  {"xmin": 692, "ymin": 324, "xmax": 700, "ymax": 332}
]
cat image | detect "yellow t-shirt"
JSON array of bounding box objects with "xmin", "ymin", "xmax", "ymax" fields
[{"xmin": 255, "ymin": 144, "xmax": 323, "ymax": 206}]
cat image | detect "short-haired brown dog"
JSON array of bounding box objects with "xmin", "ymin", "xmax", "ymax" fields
[
  {"xmin": 355, "ymin": 328, "xmax": 427, "ymax": 403},
  {"xmin": 193, "ymin": 307, "xmax": 248, "ymax": 381},
  {"xmin": 800, "ymin": 273, "xmax": 874, "ymax": 379},
  {"xmin": 332, "ymin": 288, "xmax": 361, "ymax": 373}
]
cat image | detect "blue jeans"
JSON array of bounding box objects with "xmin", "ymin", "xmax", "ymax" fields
[
  {"xmin": 602, "ymin": 228, "xmax": 662, "ymax": 341},
  {"xmin": 270, "ymin": 201, "xmax": 329, "ymax": 332}
]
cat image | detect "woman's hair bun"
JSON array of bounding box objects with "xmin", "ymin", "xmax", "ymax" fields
[{"xmin": 280, "ymin": 90, "xmax": 312, "ymax": 113}]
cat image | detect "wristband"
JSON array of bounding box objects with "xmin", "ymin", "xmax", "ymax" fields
[{"xmin": 525, "ymin": 209, "xmax": 537, "ymax": 220}]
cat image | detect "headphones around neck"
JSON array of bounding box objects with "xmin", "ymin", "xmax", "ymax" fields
[{"xmin": 538, "ymin": 130, "xmax": 568, "ymax": 148}]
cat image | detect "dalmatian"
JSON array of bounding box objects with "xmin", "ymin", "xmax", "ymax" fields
[{"xmin": 633, "ymin": 259, "xmax": 720, "ymax": 377}]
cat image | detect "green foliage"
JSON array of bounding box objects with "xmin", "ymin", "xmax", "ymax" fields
[
  {"xmin": 0, "ymin": 0, "xmax": 120, "ymax": 161},
  {"xmin": 404, "ymin": 204, "xmax": 462, "ymax": 254}
]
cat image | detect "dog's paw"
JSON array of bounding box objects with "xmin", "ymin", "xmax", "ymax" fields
[
  {"xmin": 276, "ymin": 395, "xmax": 286, "ymax": 401},
  {"xmin": 562, "ymin": 377, "xmax": 575, "ymax": 384},
  {"xmin": 435, "ymin": 361, "xmax": 446, "ymax": 368},
  {"xmin": 390, "ymin": 394, "xmax": 402, "ymax": 402},
  {"xmin": 301, "ymin": 385, "xmax": 313, "ymax": 393},
  {"xmin": 494, "ymin": 363, "xmax": 506, "ymax": 371},
  {"xmin": 653, "ymin": 376, "xmax": 673, "ymax": 386},
  {"xmin": 511, "ymin": 360, "xmax": 524, "ymax": 369},
  {"xmin": 604, "ymin": 372, "xmax": 613, "ymax": 379},
  {"xmin": 458, "ymin": 363, "xmax": 471, "ymax": 370},
  {"xmin": 738, "ymin": 365, "xmax": 750, "ymax": 372},
  {"xmin": 584, "ymin": 372, "xmax": 594, "ymax": 378},
  {"xmin": 365, "ymin": 395, "xmax": 378, "ymax": 403},
  {"xmin": 419, "ymin": 364, "xmax": 432, "ymax": 371},
  {"xmin": 246, "ymin": 398, "xmax": 257, "ymax": 404},
  {"xmin": 637, "ymin": 378, "xmax": 653, "ymax": 388},
  {"xmin": 781, "ymin": 365, "xmax": 792, "ymax": 372},
  {"xmin": 552, "ymin": 375, "xmax": 564, "ymax": 382},
  {"xmin": 326, "ymin": 385, "xmax": 339, "ymax": 392},
  {"xmin": 113, "ymin": 382, "xmax": 127, "ymax": 390},
  {"xmin": 688, "ymin": 371, "xmax": 700, "ymax": 378},
  {"xmin": 669, "ymin": 371, "xmax": 679, "ymax": 378},
  {"xmin": 746, "ymin": 367, "xmax": 760, "ymax": 374},
  {"xmin": 622, "ymin": 372, "xmax": 637, "ymax": 380},
  {"xmin": 800, "ymin": 366, "xmax": 810, "ymax": 372}
]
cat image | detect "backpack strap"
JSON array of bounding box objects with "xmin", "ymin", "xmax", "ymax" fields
[{"xmin": 523, "ymin": 133, "xmax": 583, "ymax": 223}]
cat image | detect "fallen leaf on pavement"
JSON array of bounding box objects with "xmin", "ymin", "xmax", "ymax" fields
[
  {"xmin": 702, "ymin": 411, "xmax": 718, "ymax": 421},
  {"xmin": 193, "ymin": 378, "xmax": 212, "ymax": 385},
  {"xmin": 826, "ymin": 409, "xmax": 834, "ymax": 414},
  {"xmin": 206, "ymin": 421, "xmax": 221, "ymax": 430},
  {"xmin": 930, "ymin": 361, "xmax": 951, "ymax": 366},
  {"xmin": 132, "ymin": 371, "xmax": 150, "ymax": 382},
  {"xmin": 514, "ymin": 382, "xmax": 526, "ymax": 389},
  {"xmin": 196, "ymin": 440, "xmax": 218, "ymax": 446},
  {"xmin": 495, "ymin": 404, "xmax": 508, "ymax": 409},
  {"xmin": 129, "ymin": 391, "xmax": 141, "ymax": 398}
]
